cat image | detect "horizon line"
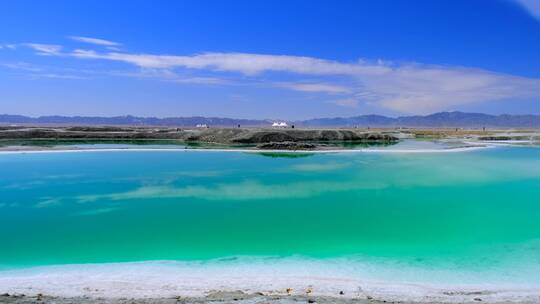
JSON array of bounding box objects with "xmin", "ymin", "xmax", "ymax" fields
[{"xmin": 2, "ymin": 110, "xmax": 540, "ymax": 122}]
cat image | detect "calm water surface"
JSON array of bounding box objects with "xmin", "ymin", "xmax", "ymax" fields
[{"xmin": 1, "ymin": 147, "xmax": 540, "ymax": 284}]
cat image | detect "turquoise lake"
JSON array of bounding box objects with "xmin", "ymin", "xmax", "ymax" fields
[{"xmin": 1, "ymin": 146, "xmax": 540, "ymax": 286}]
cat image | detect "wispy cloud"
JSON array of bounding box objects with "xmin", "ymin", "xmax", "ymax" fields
[
  {"xmin": 113, "ymin": 68, "xmax": 230, "ymax": 85},
  {"xmin": 106, "ymin": 46, "xmax": 121, "ymax": 51},
  {"xmin": 69, "ymin": 50, "xmax": 382, "ymax": 75},
  {"xmin": 0, "ymin": 44, "xmax": 17, "ymax": 50},
  {"xmin": 65, "ymin": 50, "xmax": 540, "ymax": 113},
  {"xmin": 23, "ymin": 43, "xmax": 62, "ymax": 55},
  {"xmin": 278, "ymin": 82, "xmax": 352, "ymax": 94},
  {"xmin": 1, "ymin": 60, "xmax": 89, "ymax": 80},
  {"xmin": 12, "ymin": 41, "xmax": 540, "ymax": 114},
  {"xmin": 0, "ymin": 62, "xmax": 42, "ymax": 72},
  {"xmin": 69, "ymin": 36, "xmax": 121, "ymax": 46},
  {"xmin": 28, "ymin": 73, "xmax": 87, "ymax": 80},
  {"xmin": 513, "ymin": 0, "xmax": 540, "ymax": 21}
]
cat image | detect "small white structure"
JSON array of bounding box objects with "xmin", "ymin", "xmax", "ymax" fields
[
  {"xmin": 272, "ymin": 121, "xmax": 288, "ymax": 128},
  {"xmin": 196, "ymin": 123, "xmax": 208, "ymax": 128}
]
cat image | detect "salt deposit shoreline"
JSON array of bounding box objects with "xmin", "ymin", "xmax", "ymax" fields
[
  {"xmin": 1, "ymin": 261, "xmax": 540, "ymax": 303},
  {"xmin": 0, "ymin": 144, "xmax": 494, "ymax": 155}
]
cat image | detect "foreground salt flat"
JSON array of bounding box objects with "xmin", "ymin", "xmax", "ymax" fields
[{"xmin": 1, "ymin": 261, "xmax": 540, "ymax": 303}]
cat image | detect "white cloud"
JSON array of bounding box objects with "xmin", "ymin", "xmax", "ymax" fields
[
  {"xmin": 67, "ymin": 50, "xmax": 540, "ymax": 113},
  {"xmin": 0, "ymin": 44, "xmax": 16, "ymax": 50},
  {"xmin": 513, "ymin": 0, "xmax": 540, "ymax": 21},
  {"xmin": 278, "ymin": 82, "xmax": 352, "ymax": 94},
  {"xmin": 14, "ymin": 43, "xmax": 540, "ymax": 113},
  {"xmin": 113, "ymin": 68, "xmax": 230, "ymax": 85},
  {"xmin": 23, "ymin": 43, "xmax": 62, "ymax": 55},
  {"xmin": 1, "ymin": 60, "xmax": 89, "ymax": 80},
  {"xmin": 29, "ymin": 73, "xmax": 87, "ymax": 80},
  {"xmin": 69, "ymin": 36, "xmax": 121, "ymax": 46},
  {"xmin": 70, "ymin": 50, "xmax": 387, "ymax": 75},
  {"xmin": 363, "ymin": 64, "xmax": 540, "ymax": 113},
  {"xmin": 0, "ymin": 62, "xmax": 42, "ymax": 72}
]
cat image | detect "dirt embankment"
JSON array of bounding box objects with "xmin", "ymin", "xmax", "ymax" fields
[{"xmin": 0, "ymin": 127, "xmax": 398, "ymax": 144}]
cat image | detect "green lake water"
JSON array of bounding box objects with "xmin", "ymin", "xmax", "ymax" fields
[{"xmin": 1, "ymin": 146, "xmax": 540, "ymax": 285}]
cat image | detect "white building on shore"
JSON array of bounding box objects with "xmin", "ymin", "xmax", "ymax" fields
[{"xmin": 271, "ymin": 121, "xmax": 288, "ymax": 128}]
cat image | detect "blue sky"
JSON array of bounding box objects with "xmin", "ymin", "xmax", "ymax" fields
[{"xmin": 1, "ymin": 0, "xmax": 540, "ymax": 119}]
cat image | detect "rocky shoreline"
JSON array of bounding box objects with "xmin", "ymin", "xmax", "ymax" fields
[
  {"xmin": 0, "ymin": 126, "xmax": 398, "ymax": 151},
  {"xmin": 0, "ymin": 126, "xmax": 398, "ymax": 142}
]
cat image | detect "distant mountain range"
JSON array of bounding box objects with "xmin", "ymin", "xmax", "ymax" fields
[
  {"xmin": 1, "ymin": 112, "xmax": 540, "ymax": 128},
  {"xmin": 301, "ymin": 112, "xmax": 540, "ymax": 128},
  {"xmin": 0, "ymin": 115, "xmax": 268, "ymax": 127}
]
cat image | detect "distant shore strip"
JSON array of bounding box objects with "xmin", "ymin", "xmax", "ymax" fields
[{"xmin": 0, "ymin": 145, "xmax": 495, "ymax": 155}]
